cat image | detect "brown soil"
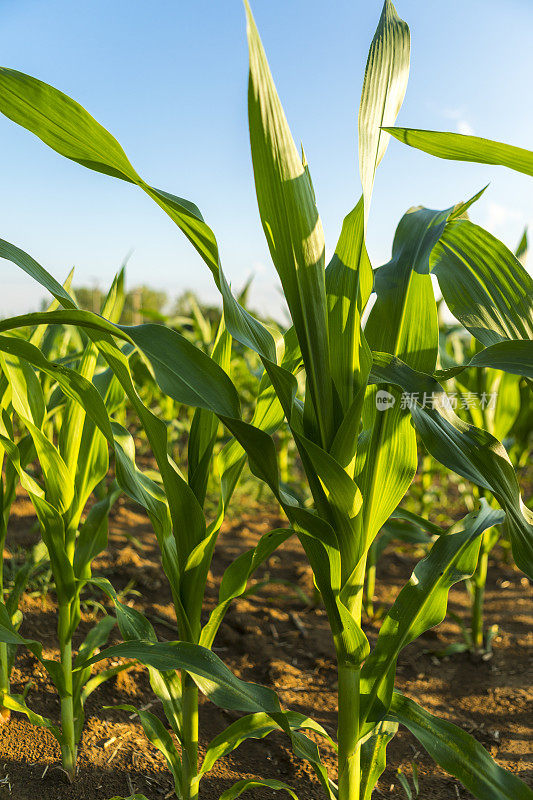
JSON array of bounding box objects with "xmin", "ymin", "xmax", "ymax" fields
[{"xmin": 0, "ymin": 489, "xmax": 531, "ymax": 799}]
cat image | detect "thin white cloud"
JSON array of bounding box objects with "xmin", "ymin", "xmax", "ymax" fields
[
  {"xmin": 457, "ymin": 119, "xmax": 475, "ymax": 136},
  {"xmin": 485, "ymin": 202, "xmax": 524, "ymax": 234},
  {"xmin": 441, "ymin": 106, "xmax": 475, "ymax": 136}
]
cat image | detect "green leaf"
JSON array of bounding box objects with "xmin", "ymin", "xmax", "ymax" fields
[
  {"xmin": 431, "ymin": 220, "xmax": 533, "ymax": 346},
  {"xmin": 360, "ymin": 501, "xmax": 503, "ymax": 732},
  {"xmin": 199, "ymin": 710, "xmax": 333, "ymax": 777},
  {"xmin": 72, "ymin": 614, "xmax": 118, "ymax": 704},
  {"xmin": 490, "ymin": 371, "xmax": 522, "ymax": 441},
  {"xmin": 219, "ymin": 779, "xmax": 298, "ymax": 800},
  {"xmin": 74, "ymin": 615, "xmax": 116, "ymax": 670},
  {"xmin": 370, "ymin": 352, "xmax": 533, "ymax": 579},
  {"xmin": 19, "ymin": 417, "xmax": 74, "ymax": 514},
  {"xmin": 0, "ymin": 71, "xmax": 221, "ymax": 283},
  {"xmin": 245, "ymin": 0, "xmax": 334, "ymax": 449},
  {"xmin": 515, "ymin": 226, "xmax": 528, "ymax": 265},
  {"xmin": 388, "ymin": 507, "xmax": 443, "ymax": 537},
  {"xmin": 188, "ymin": 317, "xmax": 230, "ymax": 506},
  {"xmin": 73, "ymin": 488, "xmax": 121, "ymax": 581},
  {"xmin": 360, "ymin": 720, "xmax": 398, "ymax": 800},
  {"xmin": 81, "ymin": 639, "xmax": 282, "ymax": 715},
  {"xmin": 359, "ymin": 0, "xmax": 410, "ymax": 215},
  {"xmin": 389, "ymin": 692, "xmax": 533, "ymax": 800},
  {"xmin": 326, "ymin": 198, "xmax": 372, "ymax": 460},
  {"xmin": 367, "ymin": 205, "xmax": 456, "ymax": 372},
  {"xmin": 200, "ymin": 528, "xmax": 292, "ymax": 649},
  {"xmin": 81, "ymin": 662, "xmax": 132, "ymax": 706},
  {"xmin": 385, "ymin": 127, "xmax": 533, "ymax": 177},
  {"xmin": 0, "ymin": 693, "xmax": 64, "ymax": 745},
  {"xmin": 0, "ymin": 351, "xmax": 45, "ymax": 428},
  {"xmin": 89, "ymin": 577, "xmax": 159, "ymax": 644},
  {"xmin": 436, "ymin": 340, "xmax": 533, "ymax": 381},
  {"xmin": 60, "ymin": 271, "xmax": 123, "ymax": 511},
  {"xmin": 0, "ymin": 601, "xmax": 66, "ymax": 693},
  {"xmin": 119, "ymin": 323, "xmax": 240, "ymax": 419},
  {"xmin": 5, "ymin": 558, "xmax": 42, "ymax": 620},
  {"xmin": 112, "ymin": 704, "xmax": 182, "ymax": 792}
]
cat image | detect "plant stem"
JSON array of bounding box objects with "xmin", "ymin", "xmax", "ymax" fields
[
  {"xmin": 0, "ymin": 642, "xmax": 10, "ymax": 723},
  {"xmin": 364, "ymin": 561, "xmax": 376, "ymax": 617},
  {"xmin": 337, "ymin": 663, "xmax": 361, "ymax": 800},
  {"xmin": 364, "ymin": 540, "xmax": 378, "ymax": 618},
  {"xmin": 471, "ymin": 534, "xmax": 490, "ymax": 653},
  {"xmin": 59, "ymin": 608, "xmax": 76, "ymax": 780},
  {"xmin": 181, "ymin": 671, "xmax": 199, "ymax": 800},
  {"xmin": 0, "ymin": 526, "xmax": 10, "ymax": 722}
]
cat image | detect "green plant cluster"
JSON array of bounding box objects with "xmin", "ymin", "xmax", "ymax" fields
[{"xmin": 0, "ymin": 2, "xmax": 532, "ymax": 799}]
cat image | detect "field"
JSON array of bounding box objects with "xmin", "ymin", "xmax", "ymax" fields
[
  {"xmin": 0, "ymin": 1, "xmax": 532, "ymax": 799},
  {"xmin": 1, "ymin": 474, "xmax": 532, "ymax": 800}
]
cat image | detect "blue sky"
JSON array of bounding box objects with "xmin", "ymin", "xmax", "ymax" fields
[{"xmin": 0, "ymin": 0, "xmax": 532, "ymax": 318}]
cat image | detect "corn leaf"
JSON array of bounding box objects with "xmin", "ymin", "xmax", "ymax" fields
[
  {"xmin": 119, "ymin": 323, "xmax": 240, "ymax": 420},
  {"xmin": 385, "ymin": 127, "xmax": 533, "ymax": 177},
  {"xmin": 516, "ymin": 226, "xmax": 528, "ymax": 265},
  {"xmin": 20, "ymin": 418, "xmax": 74, "ymax": 514},
  {"xmin": 0, "ymin": 693, "xmax": 64, "ymax": 744},
  {"xmin": 389, "ymin": 692, "xmax": 533, "ymax": 800},
  {"xmin": 0, "ymin": 352, "xmax": 44, "ymax": 429},
  {"xmin": 359, "ymin": 0, "xmax": 410, "ymax": 215},
  {"xmin": 432, "ymin": 220, "xmax": 533, "ymax": 346},
  {"xmin": 0, "ymin": 69, "xmax": 220, "ymax": 283},
  {"xmin": 370, "ymin": 353, "xmax": 533, "ymax": 578},
  {"xmin": 73, "ymin": 615, "xmax": 116, "ymax": 670},
  {"xmin": 113, "ymin": 703, "xmax": 182, "ymax": 791},
  {"xmin": 219, "ymin": 780, "xmax": 298, "ymax": 800},
  {"xmin": 188, "ymin": 318, "xmax": 231, "ymax": 507},
  {"xmin": 360, "ymin": 501, "xmax": 504, "ymax": 732},
  {"xmin": 326, "ymin": 198, "xmax": 372, "ymax": 453},
  {"xmin": 354, "ymin": 204, "xmax": 452, "ymax": 558},
  {"xmin": 436, "ymin": 340, "xmax": 533, "ymax": 381},
  {"xmin": 360, "ymin": 719, "xmax": 398, "ymax": 800},
  {"xmin": 81, "ymin": 639, "xmax": 282, "ymax": 715},
  {"xmin": 200, "ymin": 528, "xmax": 293, "ymax": 649},
  {"xmin": 200, "ymin": 710, "xmax": 333, "ymax": 777},
  {"xmin": 245, "ymin": 0, "xmax": 333, "ymax": 448}
]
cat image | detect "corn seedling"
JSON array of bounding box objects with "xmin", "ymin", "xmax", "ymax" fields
[
  {"xmin": 0, "ymin": 1, "xmax": 532, "ymax": 799},
  {"xmin": 0, "ymin": 284, "xmax": 77, "ymax": 721},
  {"xmin": 438, "ymin": 321, "xmax": 528, "ymax": 653},
  {"xmin": 0, "ymin": 294, "xmax": 338, "ymax": 798},
  {"xmin": 0, "ymin": 277, "xmax": 128, "ymax": 779}
]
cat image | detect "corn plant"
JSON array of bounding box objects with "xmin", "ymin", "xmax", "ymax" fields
[
  {"xmin": 0, "ymin": 375, "xmax": 39, "ymax": 722},
  {"xmin": 0, "ymin": 282, "xmax": 337, "ymax": 799},
  {"xmin": 0, "ymin": 283, "xmax": 76, "ymax": 721},
  {"xmin": 0, "ymin": 277, "xmax": 130, "ymax": 779},
  {"xmin": 437, "ymin": 326, "xmax": 524, "ymax": 652},
  {"xmin": 0, "ymin": 1, "xmax": 532, "ymax": 799}
]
